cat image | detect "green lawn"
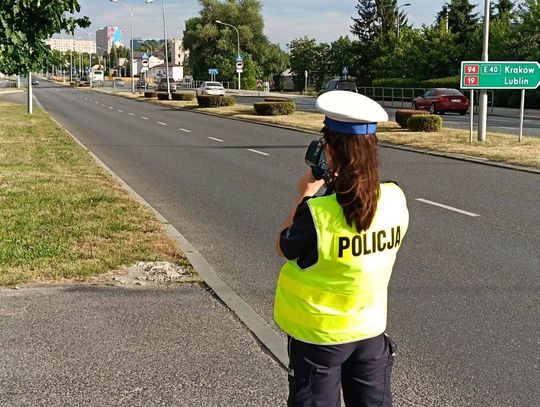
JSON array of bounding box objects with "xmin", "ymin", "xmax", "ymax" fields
[{"xmin": 0, "ymin": 103, "xmax": 190, "ymax": 286}]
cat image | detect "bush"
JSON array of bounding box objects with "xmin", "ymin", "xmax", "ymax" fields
[
  {"xmin": 253, "ymin": 101, "xmax": 296, "ymax": 116},
  {"xmin": 406, "ymin": 115, "xmax": 442, "ymax": 132},
  {"xmin": 264, "ymin": 97, "xmax": 291, "ymax": 103},
  {"xmin": 373, "ymin": 76, "xmax": 460, "ymax": 89},
  {"xmin": 196, "ymin": 95, "xmax": 236, "ymax": 107},
  {"xmin": 144, "ymin": 91, "xmax": 156, "ymax": 98},
  {"xmin": 171, "ymin": 92, "xmax": 195, "ymax": 101},
  {"xmin": 395, "ymin": 109, "xmax": 429, "ymax": 128},
  {"xmin": 157, "ymin": 93, "xmax": 170, "ymax": 100}
]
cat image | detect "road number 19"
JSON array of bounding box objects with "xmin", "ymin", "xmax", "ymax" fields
[{"xmin": 464, "ymin": 76, "xmax": 479, "ymax": 86}]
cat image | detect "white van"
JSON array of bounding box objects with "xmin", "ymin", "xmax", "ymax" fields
[{"xmin": 91, "ymin": 69, "xmax": 104, "ymax": 83}]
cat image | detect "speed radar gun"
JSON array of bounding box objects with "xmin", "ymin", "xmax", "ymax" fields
[{"xmin": 305, "ymin": 90, "xmax": 388, "ymax": 181}]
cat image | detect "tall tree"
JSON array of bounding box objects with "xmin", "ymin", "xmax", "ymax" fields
[
  {"xmin": 183, "ymin": 0, "xmax": 286, "ymax": 87},
  {"xmin": 288, "ymin": 37, "xmax": 329, "ymax": 91},
  {"xmin": 493, "ymin": 0, "xmax": 515, "ymax": 21},
  {"xmin": 446, "ymin": 0, "xmax": 479, "ymax": 46}
]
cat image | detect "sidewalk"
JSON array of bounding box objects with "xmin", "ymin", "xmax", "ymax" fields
[{"xmin": 0, "ymin": 282, "xmax": 287, "ymax": 406}]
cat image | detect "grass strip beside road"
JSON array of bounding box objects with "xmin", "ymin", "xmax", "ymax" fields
[
  {"xmin": 0, "ymin": 103, "xmax": 190, "ymax": 286},
  {"xmin": 111, "ymin": 91, "xmax": 540, "ymax": 169}
]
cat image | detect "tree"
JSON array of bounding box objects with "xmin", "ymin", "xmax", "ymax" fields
[
  {"xmin": 493, "ymin": 0, "xmax": 515, "ymax": 22},
  {"xmin": 0, "ymin": 0, "xmax": 89, "ymax": 113},
  {"xmin": 182, "ymin": 0, "xmax": 287, "ymax": 87},
  {"xmin": 288, "ymin": 37, "xmax": 329, "ymax": 91},
  {"xmin": 446, "ymin": 0, "xmax": 479, "ymax": 47}
]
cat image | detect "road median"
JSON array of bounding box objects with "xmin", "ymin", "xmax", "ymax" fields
[{"xmin": 0, "ymin": 102, "xmax": 195, "ymax": 286}]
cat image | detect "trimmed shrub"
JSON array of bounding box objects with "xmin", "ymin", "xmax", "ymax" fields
[
  {"xmin": 373, "ymin": 76, "xmax": 460, "ymax": 89},
  {"xmin": 144, "ymin": 91, "xmax": 157, "ymax": 98},
  {"xmin": 196, "ymin": 95, "xmax": 236, "ymax": 107},
  {"xmin": 264, "ymin": 97, "xmax": 291, "ymax": 103},
  {"xmin": 171, "ymin": 92, "xmax": 195, "ymax": 101},
  {"xmin": 157, "ymin": 92, "xmax": 170, "ymax": 100},
  {"xmin": 253, "ymin": 101, "xmax": 296, "ymax": 116},
  {"xmin": 407, "ymin": 115, "xmax": 442, "ymax": 132},
  {"xmin": 395, "ymin": 109, "xmax": 429, "ymax": 128}
]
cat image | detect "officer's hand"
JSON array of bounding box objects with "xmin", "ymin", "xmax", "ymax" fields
[{"xmin": 297, "ymin": 170, "xmax": 325, "ymax": 197}]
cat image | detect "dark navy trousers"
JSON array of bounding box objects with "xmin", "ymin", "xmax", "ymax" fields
[{"xmin": 287, "ymin": 333, "xmax": 396, "ymax": 407}]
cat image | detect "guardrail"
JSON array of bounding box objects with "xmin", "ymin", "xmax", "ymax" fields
[{"xmin": 358, "ymin": 86, "xmax": 495, "ymax": 112}]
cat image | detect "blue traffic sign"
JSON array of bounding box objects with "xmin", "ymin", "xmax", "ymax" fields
[
  {"xmin": 342, "ymin": 66, "xmax": 349, "ymax": 75},
  {"xmin": 236, "ymin": 55, "xmax": 243, "ymax": 62},
  {"xmin": 208, "ymin": 68, "xmax": 219, "ymax": 75},
  {"xmin": 142, "ymin": 52, "xmax": 149, "ymax": 59}
]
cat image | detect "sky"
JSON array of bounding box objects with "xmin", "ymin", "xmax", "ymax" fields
[{"xmin": 67, "ymin": 1, "xmax": 499, "ymax": 48}]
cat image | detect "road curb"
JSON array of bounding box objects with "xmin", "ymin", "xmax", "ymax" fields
[
  {"xmin": 34, "ymin": 93, "xmax": 289, "ymax": 369},
  {"xmin": 95, "ymin": 88, "xmax": 539, "ymax": 175}
]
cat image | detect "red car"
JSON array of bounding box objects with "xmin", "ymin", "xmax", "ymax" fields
[{"xmin": 412, "ymin": 88, "xmax": 470, "ymax": 115}]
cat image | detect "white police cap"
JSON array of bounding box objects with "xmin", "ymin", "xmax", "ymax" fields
[{"xmin": 316, "ymin": 90, "xmax": 389, "ymax": 135}]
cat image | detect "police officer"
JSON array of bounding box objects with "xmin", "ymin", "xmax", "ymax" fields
[{"xmin": 274, "ymin": 91, "xmax": 409, "ymax": 407}]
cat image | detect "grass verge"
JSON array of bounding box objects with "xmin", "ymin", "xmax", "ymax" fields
[{"xmin": 0, "ymin": 103, "xmax": 192, "ymax": 286}]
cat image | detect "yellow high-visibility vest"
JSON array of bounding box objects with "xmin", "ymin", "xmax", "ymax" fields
[{"xmin": 274, "ymin": 182, "xmax": 409, "ymax": 345}]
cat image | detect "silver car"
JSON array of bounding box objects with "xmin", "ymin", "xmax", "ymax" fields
[
  {"xmin": 197, "ymin": 81, "xmax": 225, "ymax": 96},
  {"xmin": 156, "ymin": 78, "xmax": 177, "ymax": 92}
]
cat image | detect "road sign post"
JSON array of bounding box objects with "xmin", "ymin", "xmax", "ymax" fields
[
  {"xmin": 236, "ymin": 55, "xmax": 243, "ymax": 91},
  {"xmin": 461, "ymin": 61, "xmax": 540, "ymax": 142}
]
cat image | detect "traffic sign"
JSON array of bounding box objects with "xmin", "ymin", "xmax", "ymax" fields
[
  {"xmin": 236, "ymin": 55, "xmax": 243, "ymax": 62},
  {"xmin": 142, "ymin": 52, "xmax": 149, "ymax": 59},
  {"xmin": 208, "ymin": 68, "xmax": 219, "ymax": 75},
  {"xmin": 461, "ymin": 61, "xmax": 540, "ymax": 90},
  {"xmin": 342, "ymin": 66, "xmax": 348, "ymax": 75},
  {"xmin": 142, "ymin": 59, "xmax": 149, "ymax": 67},
  {"xmin": 256, "ymin": 79, "xmax": 263, "ymax": 88},
  {"xmin": 236, "ymin": 68, "xmax": 243, "ymax": 74},
  {"xmin": 235, "ymin": 61, "xmax": 244, "ymax": 70}
]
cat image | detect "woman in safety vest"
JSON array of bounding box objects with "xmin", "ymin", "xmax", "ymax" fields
[{"xmin": 274, "ymin": 91, "xmax": 409, "ymax": 407}]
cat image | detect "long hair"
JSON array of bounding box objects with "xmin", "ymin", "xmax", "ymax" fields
[{"xmin": 323, "ymin": 128, "xmax": 380, "ymax": 233}]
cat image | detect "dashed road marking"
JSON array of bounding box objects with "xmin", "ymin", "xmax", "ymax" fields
[
  {"xmin": 248, "ymin": 149, "xmax": 270, "ymax": 156},
  {"xmin": 179, "ymin": 128, "xmax": 192, "ymax": 133},
  {"xmin": 157, "ymin": 122, "xmax": 167, "ymax": 126},
  {"xmin": 416, "ymin": 198, "xmax": 480, "ymax": 217},
  {"xmin": 118, "ymin": 110, "xmax": 123, "ymax": 113},
  {"xmin": 141, "ymin": 117, "xmax": 149, "ymax": 120},
  {"xmin": 108, "ymin": 106, "xmax": 113, "ymax": 109},
  {"xmin": 128, "ymin": 112, "xmax": 135, "ymax": 116},
  {"xmin": 208, "ymin": 137, "xmax": 224, "ymax": 142}
]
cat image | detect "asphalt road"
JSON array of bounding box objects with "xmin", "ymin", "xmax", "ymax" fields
[
  {"xmin": 9, "ymin": 82, "xmax": 540, "ymax": 406},
  {"xmin": 233, "ymin": 95, "xmax": 540, "ymax": 137}
]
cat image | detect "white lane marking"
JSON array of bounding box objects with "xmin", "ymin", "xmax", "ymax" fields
[
  {"xmin": 108, "ymin": 106, "xmax": 113, "ymax": 109},
  {"xmin": 157, "ymin": 121, "xmax": 167, "ymax": 126},
  {"xmin": 208, "ymin": 137, "xmax": 224, "ymax": 142},
  {"xmin": 95, "ymin": 101, "xmax": 99, "ymax": 104},
  {"xmin": 117, "ymin": 109, "xmax": 123, "ymax": 113},
  {"xmin": 179, "ymin": 128, "xmax": 192, "ymax": 133},
  {"xmin": 128, "ymin": 112, "xmax": 135, "ymax": 116},
  {"xmin": 141, "ymin": 116, "xmax": 149, "ymax": 120},
  {"xmin": 416, "ymin": 198, "xmax": 480, "ymax": 217},
  {"xmin": 248, "ymin": 149, "xmax": 270, "ymax": 156},
  {"xmin": 101, "ymin": 104, "xmax": 106, "ymax": 106}
]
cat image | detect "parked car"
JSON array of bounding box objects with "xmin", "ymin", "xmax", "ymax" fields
[
  {"xmin": 136, "ymin": 79, "xmax": 148, "ymax": 90},
  {"xmin": 31, "ymin": 78, "xmax": 39, "ymax": 86},
  {"xmin": 80, "ymin": 76, "xmax": 90, "ymax": 85},
  {"xmin": 412, "ymin": 88, "xmax": 470, "ymax": 115},
  {"xmin": 113, "ymin": 78, "xmax": 125, "ymax": 87},
  {"xmin": 155, "ymin": 77, "xmax": 177, "ymax": 92},
  {"xmin": 318, "ymin": 79, "xmax": 358, "ymax": 95},
  {"xmin": 196, "ymin": 81, "xmax": 226, "ymax": 96}
]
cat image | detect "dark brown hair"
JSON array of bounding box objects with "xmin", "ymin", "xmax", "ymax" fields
[{"xmin": 323, "ymin": 128, "xmax": 380, "ymax": 232}]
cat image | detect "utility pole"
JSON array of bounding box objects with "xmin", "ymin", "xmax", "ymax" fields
[{"xmin": 478, "ymin": 0, "xmax": 491, "ymax": 142}]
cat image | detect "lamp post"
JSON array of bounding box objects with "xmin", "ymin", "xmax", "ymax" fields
[
  {"xmin": 145, "ymin": 0, "xmax": 171, "ymax": 99},
  {"xmin": 215, "ymin": 20, "xmax": 241, "ymax": 90},
  {"xmin": 396, "ymin": 3, "xmax": 411, "ymax": 38},
  {"xmin": 110, "ymin": 0, "xmax": 136, "ymax": 93},
  {"xmin": 78, "ymin": 29, "xmax": 95, "ymax": 87}
]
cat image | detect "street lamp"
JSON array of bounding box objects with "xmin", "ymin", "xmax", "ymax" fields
[
  {"xmin": 110, "ymin": 0, "xmax": 136, "ymax": 93},
  {"xmin": 215, "ymin": 20, "xmax": 241, "ymax": 90},
  {"xmin": 396, "ymin": 3, "xmax": 411, "ymax": 38},
  {"xmin": 145, "ymin": 0, "xmax": 171, "ymax": 99},
  {"xmin": 77, "ymin": 29, "xmax": 96, "ymax": 87}
]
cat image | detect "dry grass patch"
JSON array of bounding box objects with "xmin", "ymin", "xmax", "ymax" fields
[
  {"xmin": 377, "ymin": 127, "xmax": 540, "ymax": 168},
  {"xmin": 0, "ymin": 103, "xmax": 192, "ymax": 286}
]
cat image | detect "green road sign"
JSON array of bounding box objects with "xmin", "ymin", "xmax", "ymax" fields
[{"xmin": 460, "ymin": 61, "xmax": 540, "ymax": 90}]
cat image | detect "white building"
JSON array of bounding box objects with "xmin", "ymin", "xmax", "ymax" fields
[
  {"xmin": 167, "ymin": 38, "xmax": 189, "ymax": 66},
  {"xmin": 45, "ymin": 38, "xmax": 96, "ymax": 54}
]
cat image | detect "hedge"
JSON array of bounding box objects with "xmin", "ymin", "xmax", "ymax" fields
[
  {"xmin": 264, "ymin": 97, "xmax": 291, "ymax": 103},
  {"xmin": 157, "ymin": 93, "xmax": 170, "ymax": 100},
  {"xmin": 395, "ymin": 109, "xmax": 429, "ymax": 129},
  {"xmin": 196, "ymin": 95, "xmax": 236, "ymax": 107},
  {"xmin": 407, "ymin": 115, "xmax": 442, "ymax": 132},
  {"xmin": 253, "ymin": 101, "xmax": 296, "ymax": 116},
  {"xmin": 372, "ymin": 76, "xmax": 460, "ymax": 89},
  {"xmin": 171, "ymin": 92, "xmax": 195, "ymax": 101},
  {"xmin": 144, "ymin": 91, "xmax": 157, "ymax": 98}
]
